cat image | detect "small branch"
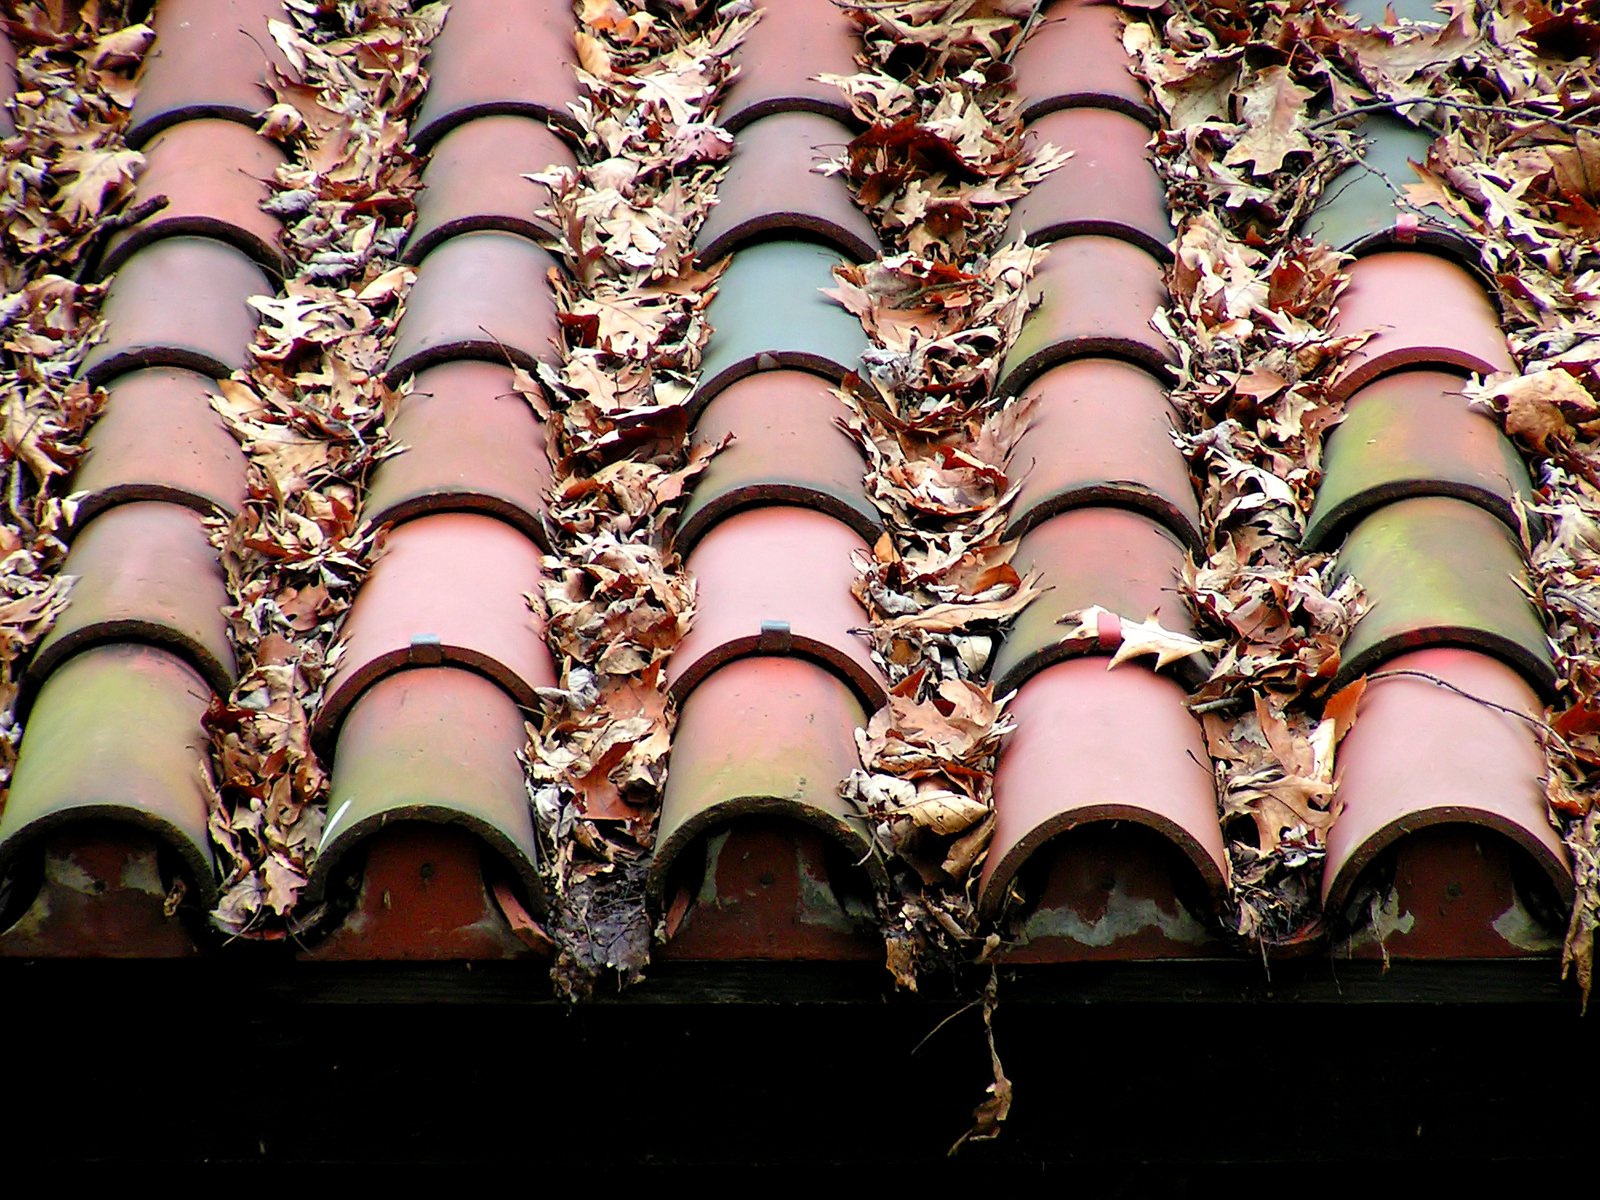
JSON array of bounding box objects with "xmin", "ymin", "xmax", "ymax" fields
[{"xmin": 1308, "ymin": 96, "xmax": 1600, "ymax": 140}]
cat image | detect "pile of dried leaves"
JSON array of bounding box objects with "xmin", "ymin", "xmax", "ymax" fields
[
  {"xmin": 822, "ymin": 1, "xmax": 1050, "ymax": 994},
  {"xmin": 0, "ymin": 3, "xmax": 146, "ymax": 889},
  {"xmin": 527, "ymin": 0, "xmax": 753, "ymax": 996},
  {"xmin": 203, "ymin": 1, "xmax": 441, "ymax": 936}
]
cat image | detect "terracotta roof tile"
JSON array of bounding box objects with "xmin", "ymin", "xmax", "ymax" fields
[
  {"xmin": 691, "ymin": 239, "xmax": 871, "ymax": 413},
  {"xmin": 1012, "ymin": 2, "xmax": 1154, "ymax": 125},
  {"xmin": 409, "ymin": 0, "xmax": 583, "ymax": 149},
  {"xmin": 81, "ymin": 236, "xmax": 274, "ymax": 386},
  {"xmin": 991, "ymin": 506, "xmax": 1200, "ymax": 695},
  {"xmin": 25, "ymin": 502, "xmax": 236, "ymax": 712},
  {"xmin": 124, "ymin": 0, "xmax": 291, "ymax": 147},
  {"xmin": 1302, "ymin": 112, "xmax": 1473, "ymax": 264},
  {"xmin": 70, "ymin": 367, "xmax": 250, "ymax": 526},
  {"xmin": 1304, "ymin": 368, "xmax": 1533, "ymax": 551},
  {"xmin": 315, "ymin": 513, "xmax": 556, "ymax": 748},
  {"xmin": 404, "ymin": 114, "xmax": 574, "ymax": 265},
  {"xmin": 677, "ymin": 368, "xmax": 877, "ymax": 552},
  {"xmin": 1326, "ymin": 251, "xmax": 1516, "ymax": 403},
  {"xmin": 364, "ymin": 360, "xmax": 553, "ymax": 547},
  {"xmin": 981, "ymin": 658, "xmax": 1228, "ymax": 923},
  {"xmin": 1007, "ymin": 107, "xmax": 1173, "ymax": 258},
  {"xmin": 1324, "ymin": 647, "xmax": 1572, "ymax": 949},
  {"xmin": 652, "ymin": 658, "xmax": 882, "ymax": 959},
  {"xmin": 100, "ymin": 118, "xmax": 287, "ymax": 275},
  {"xmin": 996, "ymin": 235, "xmax": 1174, "ymax": 397},
  {"xmin": 694, "ymin": 111, "xmax": 880, "ymax": 264},
  {"xmin": 1005, "ymin": 357, "xmax": 1201, "ymax": 547},
  {"xmin": 310, "ymin": 666, "xmax": 543, "ymax": 918},
  {"xmin": 385, "ymin": 230, "xmax": 562, "ymax": 383},
  {"xmin": 668, "ymin": 506, "xmax": 885, "ymax": 710},
  {"xmin": 0, "ymin": 643, "xmax": 219, "ymax": 916},
  {"xmin": 719, "ymin": 0, "xmax": 860, "ymax": 133},
  {"xmin": 1333, "ymin": 496, "xmax": 1554, "ymax": 695}
]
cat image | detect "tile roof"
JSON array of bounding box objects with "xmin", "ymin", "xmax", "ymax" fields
[{"xmin": 0, "ymin": 0, "xmax": 1587, "ymax": 990}]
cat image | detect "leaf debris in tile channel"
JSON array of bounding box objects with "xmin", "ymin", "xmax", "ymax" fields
[{"xmin": 0, "ymin": 0, "xmax": 1597, "ymax": 1067}]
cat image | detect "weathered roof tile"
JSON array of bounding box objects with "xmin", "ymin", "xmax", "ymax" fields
[
  {"xmin": 678, "ymin": 368, "xmax": 876, "ymax": 552},
  {"xmin": 1333, "ymin": 495, "xmax": 1555, "ymax": 695},
  {"xmin": 1327, "ymin": 251, "xmax": 1516, "ymax": 403},
  {"xmin": 70, "ymin": 367, "xmax": 249, "ymax": 526},
  {"xmin": 364, "ymin": 360, "xmax": 552, "ymax": 547},
  {"xmin": 692, "ymin": 239, "xmax": 871, "ymax": 413},
  {"xmin": 405, "ymin": 114, "xmax": 574, "ymax": 265},
  {"xmin": 1305, "ymin": 368, "xmax": 1533, "ymax": 551},
  {"xmin": 1324, "ymin": 647, "xmax": 1572, "ymax": 945},
  {"xmin": 992, "ymin": 506, "xmax": 1200, "ymax": 695},
  {"xmin": 1007, "ymin": 107, "xmax": 1173, "ymax": 258},
  {"xmin": 0, "ymin": 643, "xmax": 219, "ymax": 915},
  {"xmin": 695, "ymin": 111, "xmax": 880, "ymax": 264},
  {"xmin": 81, "ymin": 236, "xmax": 273, "ymax": 386},
  {"xmin": 983, "ymin": 658, "xmax": 1229, "ymax": 922},
  {"xmin": 315, "ymin": 513, "xmax": 556, "ymax": 747},
  {"xmin": 997, "ymin": 235, "xmax": 1174, "ymax": 397},
  {"xmin": 410, "ymin": 0, "xmax": 582, "ymax": 149},
  {"xmin": 125, "ymin": 0, "xmax": 291, "ymax": 147},
  {"xmin": 669, "ymin": 506, "xmax": 885, "ymax": 710},
  {"xmin": 1006, "ymin": 357, "xmax": 1201, "ymax": 547},
  {"xmin": 310, "ymin": 666, "xmax": 543, "ymax": 921},
  {"xmin": 386, "ymin": 230, "xmax": 562, "ymax": 383},
  {"xmin": 100, "ymin": 118, "xmax": 287, "ymax": 276},
  {"xmin": 26, "ymin": 502, "xmax": 236, "ymax": 711}
]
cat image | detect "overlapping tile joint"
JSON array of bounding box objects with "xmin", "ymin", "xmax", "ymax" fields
[{"xmin": 0, "ymin": 0, "xmax": 1573, "ymax": 965}]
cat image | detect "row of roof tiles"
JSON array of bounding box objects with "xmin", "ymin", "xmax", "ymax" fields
[{"xmin": 0, "ymin": 0, "xmax": 1574, "ymax": 965}]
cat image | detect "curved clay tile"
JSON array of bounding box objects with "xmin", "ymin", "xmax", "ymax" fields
[
  {"xmin": 405, "ymin": 115, "xmax": 575, "ymax": 265},
  {"xmin": 24, "ymin": 502, "xmax": 235, "ymax": 713},
  {"xmin": 100, "ymin": 118, "xmax": 286, "ymax": 276},
  {"xmin": 1007, "ymin": 107, "xmax": 1173, "ymax": 259},
  {"xmin": 315, "ymin": 513, "xmax": 556, "ymax": 748},
  {"xmin": 409, "ymin": 0, "xmax": 582, "ymax": 150},
  {"xmin": 691, "ymin": 240, "xmax": 869, "ymax": 415},
  {"xmin": 70, "ymin": 367, "xmax": 249, "ymax": 527},
  {"xmin": 1327, "ymin": 251, "xmax": 1515, "ymax": 403},
  {"xmin": 695, "ymin": 111, "xmax": 880, "ymax": 265},
  {"xmin": 81, "ymin": 237, "xmax": 272, "ymax": 387},
  {"xmin": 385, "ymin": 230, "xmax": 561, "ymax": 384},
  {"xmin": 1323, "ymin": 647, "xmax": 1573, "ymax": 950},
  {"xmin": 650, "ymin": 657, "xmax": 884, "ymax": 955},
  {"xmin": 981, "ymin": 658, "xmax": 1228, "ymax": 921},
  {"xmin": 308, "ymin": 666, "xmax": 543, "ymax": 918},
  {"xmin": 1333, "ymin": 496, "xmax": 1554, "ymax": 695},
  {"xmin": 996, "ymin": 235, "xmax": 1174, "ymax": 398},
  {"xmin": 1304, "ymin": 369, "xmax": 1532, "ymax": 551},
  {"xmin": 991, "ymin": 507, "xmax": 1201, "ymax": 696},
  {"xmin": 364, "ymin": 360, "xmax": 552, "ymax": 548},
  {"xmin": 125, "ymin": 0, "xmax": 292, "ymax": 147},
  {"xmin": 1303, "ymin": 112, "xmax": 1473, "ymax": 265},
  {"xmin": 1012, "ymin": 2, "xmax": 1155, "ymax": 126},
  {"xmin": 720, "ymin": 0, "xmax": 860, "ymax": 133},
  {"xmin": 677, "ymin": 369, "xmax": 877, "ymax": 553},
  {"xmin": 1005, "ymin": 357, "xmax": 1200, "ymax": 548},
  {"xmin": 669, "ymin": 506, "xmax": 886, "ymax": 710},
  {"xmin": 0, "ymin": 643, "xmax": 219, "ymax": 916}
]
